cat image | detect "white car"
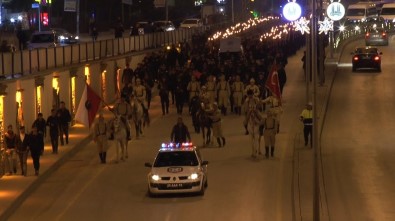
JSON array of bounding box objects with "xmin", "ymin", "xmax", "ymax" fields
[
  {"xmin": 153, "ymin": 21, "xmax": 176, "ymax": 32},
  {"xmin": 180, "ymin": 19, "xmax": 203, "ymax": 28},
  {"xmin": 144, "ymin": 142, "xmax": 208, "ymax": 197},
  {"xmin": 28, "ymin": 31, "xmax": 58, "ymax": 49}
]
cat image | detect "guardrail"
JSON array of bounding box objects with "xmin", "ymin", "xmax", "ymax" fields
[{"xmin": 0, "ymin": 28, "xmax": 203, "ymax": 78}]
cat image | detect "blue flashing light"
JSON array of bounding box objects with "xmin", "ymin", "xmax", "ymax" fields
[{"xmin": 160, "ymin": 142, "xmax": 194, "ymax": 150}]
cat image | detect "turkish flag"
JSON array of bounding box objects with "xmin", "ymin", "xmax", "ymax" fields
[
  {"xmin": 75, "ymin": 84, "xmax": 102, "ymax": 128},
  {"xmin": 265, "ymin": 64, "xmax": 282, "ymax": 101}
]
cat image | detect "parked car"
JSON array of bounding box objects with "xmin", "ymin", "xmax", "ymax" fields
[
  {"xmin": 144, "ymin": 142, "xmax": 208, "ymax": 197},
  {"xmin": 153, "ymin": 20, "xmax": 176, "ymax": 32},
  {"xmin": 50, "ymin": 28, "xmax": 79, "ymax": 44},
  {"xmin": 179, "ymin": 19, "xmax": 203, "ymax": 28},
  {"xmin": 130, "ymin": 22, "xmax": 154, "ymax": 36},
  {"xmin": 351, "ymin": 47, "xmax": 382, "ymax": 72},
  {"xmin": 28, "ymin": 31, "xmax": 58, "ymax": 49},
  {"xmin": 365, "ymin": 27, "xmax": 388, "ymax": 46}
]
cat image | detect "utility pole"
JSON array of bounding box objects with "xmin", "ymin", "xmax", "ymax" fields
[
  {"xmin": 76, "ymin": 0, "xmax": 80, "ymax": 36},
  {"xmin": 165, "ymin": 0, "xmax": 169, "ymax": 21},
  {"xmin": 311, "ymin": 0, "xmax": 320, "ymax": 220}
]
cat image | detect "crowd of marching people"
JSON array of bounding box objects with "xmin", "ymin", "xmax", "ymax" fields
[
  {"xmin": 109, "ymin": 28, "xmax": 306, "ymax": 158},
  {"xmin": 1, "ymin": 23, "xmax": 311, "ymax": 179}
]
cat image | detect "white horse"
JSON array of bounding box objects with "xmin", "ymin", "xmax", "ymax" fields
[
  {"xmin": 247, "ymin": 109, "xmax": 263, "ymax": 158},
  {"xmin": 130, "ymin": 97, "xmax": 145, "ymax": 139},
  {"xmin": 110, "ymin": 115, "xmax": 129, "ymax": 162}
]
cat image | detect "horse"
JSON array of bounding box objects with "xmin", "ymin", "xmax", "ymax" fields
[
  {"xmin": 189, "ymin": 96, "xmax": 212, "ymax": 146},
  {"xmin": 130, "ymin": 97, "xmax": 149, "ymax": 138},
  {"xmin": 246, "ymin": 109, "xmax": 263, "ymax": 158},
  {"xmin": 110, "ymin": 114, "xmax": 129, "ymax": 162}
]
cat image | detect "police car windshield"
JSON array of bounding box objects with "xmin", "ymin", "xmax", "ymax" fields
[{"xmin": 154, "ymin": 151, "xmax": 199, "ymax": 167}]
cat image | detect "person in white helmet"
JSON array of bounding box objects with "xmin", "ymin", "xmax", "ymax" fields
[
  {"xmin": 133, "ymin": 78, "xmax": 148, "ymax": 115},
  {"xmin": 244, "ymin": 78, "xmax": 260, "ymax": 98},
  {"xmin": 243, "ymin": 89, "xmax": 262, "ymax": 135},
  {"xmin": 205, "ymin": 75, "xmax": 217, "ymax": 104},
  {"xmin": 206, "ymin": 102, "xmax": 226, "ymax": 147},
  {"xmin": 216, "ymin": 74, "xmax": 230, "ymax": 115},
  {"xmin": 231, "ymin": 75, "xmax": 244, "ymax": 115}
]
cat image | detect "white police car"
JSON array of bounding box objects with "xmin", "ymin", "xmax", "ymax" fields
[{"xmin": 144, "ymin": 143, "xmax": 208, "ymax": 197}]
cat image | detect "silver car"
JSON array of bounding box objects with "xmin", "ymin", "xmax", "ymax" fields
[
  {"xmin": 365, "ymin": 28, "xmax": 388, "ymax": 46},
  {"xmin": 28, "ymin": 31, "xmax": 57, "ymax": 49}
]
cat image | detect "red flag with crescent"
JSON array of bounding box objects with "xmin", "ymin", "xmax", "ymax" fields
[
  {"xmin": 265, "ymin": 64, "xmax": 282, "ymax": 101},
  {"xmin": 75, "ymin": 83, "xmax": 102, "ymax": 128}
]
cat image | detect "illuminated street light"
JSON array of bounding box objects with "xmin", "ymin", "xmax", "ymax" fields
[{"xmin": 282, "ymin": 0, "xmax": 302, "ymax": 21}]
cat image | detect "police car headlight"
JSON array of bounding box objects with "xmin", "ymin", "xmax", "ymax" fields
[
  {"xmin": 151, "ymin": 174, "xmax": 160, "ymax": 181},
  {"xmin": 189, "ymin": 173, "xmax": 199, "ymax": 180}
]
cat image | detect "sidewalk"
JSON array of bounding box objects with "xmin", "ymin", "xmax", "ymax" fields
[{"xmin": 0, "ymin": 124, "xmax": 92, "ymax": 220}]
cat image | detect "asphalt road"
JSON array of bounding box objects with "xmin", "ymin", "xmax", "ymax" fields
[
  {"xmin": 7, "ymin": 50, "xmax": 309, "ymax": 221},
  {"xmin": 321, "ymin": 36, "xmax": 395, "ymax": 221}
]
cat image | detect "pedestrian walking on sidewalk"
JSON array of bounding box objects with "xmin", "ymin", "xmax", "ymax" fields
[
  {"xmin": 47, "ymin": 109, "xmax": 60, "ymax": 154},
  {"xmin": 57, "ymin": 101, "xmax": 72, "ymax": 146},
  {"xmin": 32, "ymin": 113, "xmax": 46, "ymax": 140},
  {"xmin": 300, "ymin": 102, "xmax": 313, "ymax": 147},
  {"xmin": 16, "ymin": 126, "xmax": 29, "ymax": 176},
  {"xmin": 93, "ymin": 113, "xmax": 109, "ymax": 164},
  {"xmin": 4, "ymin": 125, "xmax": 18, "ymax": 175},
  {"xmin": 28, "ymin": 126, "xmax": 44, "ymax": 176}
]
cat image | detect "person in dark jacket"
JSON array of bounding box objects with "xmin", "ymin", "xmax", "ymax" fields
[
  {"xmin": 122, "ymin": 63, "xmax": 134, "ymax": 86},
  {"xmin": 57, "ymin": 101, "xmax": 71, "ymax": 145},
  {"xmin": 174, "ymin": 79, "xmax": 186, "ymax": 114},
  {"xmin": 4, "ymin": 124, "xmax": 17, "ymax": 175},
  {"xmin": 47, "ymin": 109, "xmax": 60, "ymax": 154},
  {"xmin": 32, "ymin": 113, "xmax": 46, "ymax": 139},
  {"xmin": 170, "ymin": 117, "xmax": 191, "ymax": 143},
  {"xmin": 277, "ymin": 63, "xmax": 287, "ymax": 94},
  {"xmin": 158, "ymin": 77, "xmax": 170, "ymax": 115},
  {"xmin": 16, "ymin": 126, "xmax": 29, "ymax": 176},
  {"xmin": 28, "ymin": 125, "xmax": 44, "ymax": 176}
]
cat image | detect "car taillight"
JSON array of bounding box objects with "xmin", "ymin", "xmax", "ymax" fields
[
  {"xmin": 365, "ymin": 33, "xmax": 370, "ymax": 38},
  {"xmin": 353, "ymin": 56, "xmax": 359, "ymax": 61},
  {"xmin": 374, "ymin": 56, "xmax": 380, "ymax": 61},
  {"xmin": 382, "ymin": 32, "xmax": 387, "ymax": 38}
]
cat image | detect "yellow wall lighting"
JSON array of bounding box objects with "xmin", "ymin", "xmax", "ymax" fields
[
  {"xmin": 84, "ymin": 65, "xmax": 91, "ymax": 85},
  {"xmin": 0, "ymin": 96, "xmax": 4, "ymax": 144},
  {"xmin": 71, "ymin": 76, "xmax": 76, "ymax": 114},
  {"xmin": 116, "ymin": 68, "xmax": 121, "ymax": 96},
  {"xmin": 52, "ymin": 77, "xmax": 59, "ymax": 94},
  {"xmin": 101, "ymin": 70, "xmax": 107, "ymax": 101},
  {"xmin": 36, "ymin": 86, "xmax": 42, "ymax": 114},
  {"xmin": 16, "ymin": 90, "xmax": 24, "ymax": 127}
]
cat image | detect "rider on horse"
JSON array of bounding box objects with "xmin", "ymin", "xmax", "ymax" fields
[
  {"xmin": 112, "ymin": 96, "xmax": 132, "ymax": 140},
  {"xmin": 133, "ymin": 78, "xmax": 148, "ymax": 115},
  {"xmin": 243, "ymin": 89, "xmax": 262, "ymax": 135}
]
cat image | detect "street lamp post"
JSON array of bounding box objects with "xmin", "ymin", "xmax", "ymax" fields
[{"xmin": 311, "ymin": 0, "xmax": 320, "ymax": 220}]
